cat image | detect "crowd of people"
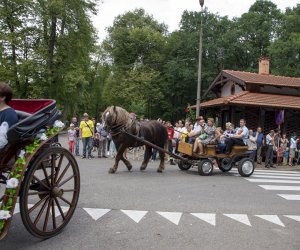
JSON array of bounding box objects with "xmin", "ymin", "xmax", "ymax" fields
[
  {"xmin": 66, "ymin": 111, "xmax": 300, "ymax": 168},
  {"xmin": 166, "ymin": 117, "xmax": 300, "ymax": 168},
  {"xmin": 67, "ymin": 113, "xmax": 116, "ymax": 160}
]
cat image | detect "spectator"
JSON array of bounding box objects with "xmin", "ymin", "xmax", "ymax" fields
[
  {"xmin": 283, "ymin": 147, "xmax": 289, "ymax": 166},
  {"xmin": 79, "ymin": 113, "xmax": 94, "ymax": 159},
  {"xmin": 67, "ymin": 123, "xmax": 76, "ymax": 154},
  {"xmin": 166, "ymin": 121, "xmax": 175, "ymax": 165},
  {"xmin": 289, "ymin": 134, "xmax": 299, "ymax": 166},
  {"xmin": 255, "ymin": 127, "xmax": 264, "ymax": 164},
  {"xmin": 248, "ymin": 129, "xmax": 258, "ymax": 161},
  {"xmin": 265, "ymin": 130, "xmax": 275, "ymax": 168},
  {"xmin": 71, "ymin": 117, "xmax": 80, "ymax": 156},
  {"xmin": 97, "ymin": 120, "xmax": 108, "ymax": 158}
]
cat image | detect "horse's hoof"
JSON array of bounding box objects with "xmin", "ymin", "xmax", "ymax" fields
[
  {"xmin": 127, "ymin": 165, "xmax": 132, "ymax": 171},
  {"xmin": 109, "ymin": 168, "xmax": 116, "ymax": 174},
  {"xmin": 157, "ymin": 168, "xmax": 163, "ymax": 173},
  {"xmin": 140, "ymin": 166, "xmax": 146, "ymax": 171}
]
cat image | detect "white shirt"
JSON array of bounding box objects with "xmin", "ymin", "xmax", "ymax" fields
[{"xmin": 290, "ymin": 138, "xmax": 297, "ymax": 149}]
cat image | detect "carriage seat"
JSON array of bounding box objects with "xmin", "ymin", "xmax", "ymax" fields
[{"xmin": 16, "ymin": 110, "xmax": 31, "ymax": 121}]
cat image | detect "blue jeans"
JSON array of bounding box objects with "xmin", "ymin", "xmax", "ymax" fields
[
  {"xmin": 75, "ymin": 137, "xmax": 80, "ymax": 156},
  {"xmin": 82, "ymin": 137, "xmax": 92, "ymax": 157}
]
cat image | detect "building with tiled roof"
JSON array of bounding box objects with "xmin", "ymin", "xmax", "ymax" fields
[{"xmin": 192, "ymin": 57, "xmax": 300, "ymax": 135}]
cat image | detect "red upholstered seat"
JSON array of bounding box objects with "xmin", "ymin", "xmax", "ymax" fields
[{"xmin": 9, "ymin": 99, "xmax": 54, "ymax": 114}]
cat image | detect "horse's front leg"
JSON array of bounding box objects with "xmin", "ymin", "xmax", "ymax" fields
[
  {"xmin": 109, "ymin": 144, "xmax": 125, "ymax": 174},
  {"xmin": 120, "ymin": 148, "xmax": 133, "ymax": 171},
  {"xmin": 140, "ymin": 146, "xmax": 152, "ymax": 171}
]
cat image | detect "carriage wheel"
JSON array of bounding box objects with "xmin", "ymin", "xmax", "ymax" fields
[
  {"xmin": 198, "ymin": 159, "xmax": 213, "ymax": 176},
  {"xmin": 238, "ymin": 158, "xmax": 255, "ymax": 177},
  {"xmin": 219, "ymin": 158, "xmax": 233, "ymax": 172},
  {"xmin": 177, "ymin": 159, "xmax": 192, "ymax": 171},
  {"xmin": 20, "ymin": 147, "xmax": 80, "ymax": 239}
]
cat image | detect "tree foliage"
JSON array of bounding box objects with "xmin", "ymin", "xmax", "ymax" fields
[{"xmin": 0, "ymin": 1, "xmax": 299, "ymax": 121}]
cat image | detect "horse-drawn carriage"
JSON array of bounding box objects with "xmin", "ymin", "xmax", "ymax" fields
[
  {"xmin": 0, "ymin": 99, "xmax": 80, "ymax": 240},
  {"xmin": 102, "ymin": 106, "xmax": 254, "ymax": 178},
  {"xmin": 177, "ymin": 141, "xmax": 255, "ymax": 177}
]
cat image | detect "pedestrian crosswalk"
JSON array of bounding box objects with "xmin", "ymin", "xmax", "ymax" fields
[
  {"xmin": 10, "ymin": 203, "xmax": 300, "ymax": 228},
  {"xmin": 231, "ymin": 168, "xmax": 300, "ymax": 201}
]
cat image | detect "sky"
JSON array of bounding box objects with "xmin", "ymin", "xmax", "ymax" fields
[{"xmin": 92, "ymin": 0, "xmax": 299, "ymax": 41}]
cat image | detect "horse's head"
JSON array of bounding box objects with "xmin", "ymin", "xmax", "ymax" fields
[
  {"xmin": 101, "ymin": 106, "xmax": 115, "ymax": 131},
  {"xmin": 101, "ymin": 106, "xmax": 131, "ymax": 133}
]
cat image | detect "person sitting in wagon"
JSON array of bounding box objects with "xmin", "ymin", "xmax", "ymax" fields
[
  {"xmin": 224, "ymin": 119, "xmax": 249, "ymax": 154},
  {"xmin": 193, "ymin": 118, "xmax": 216, "ymax": 155},
  {"xmin": 0, "ymin": 82, "xmax": 18, "ymax": 149},
  {"xmin": 187, "ymin": 118, "xmax": 205, "ymax": 144}
]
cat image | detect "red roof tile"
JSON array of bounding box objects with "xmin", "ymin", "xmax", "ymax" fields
[
  {"xmin": 223, "ymin": 70, "xmax": 300, "ymax": 88},
  {"xmin": 194, "ymin": 91, "xmax": 300, "ymax": 110}
]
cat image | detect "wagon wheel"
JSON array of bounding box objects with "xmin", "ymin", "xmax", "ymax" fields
[
  {"xmin": 20, "ymin": 147, "xmax": 80, "ymax": 239},
  {"xmin": 238, "ymin": 158, "xmax": 255, "ymax": 177},
  {"xmin": 219, "ymin": 158, "xmax": 233, "ymax": 172},
  {"xmin": 198, "ymin": 159, "xmax": 213, "ymax": 176},
  {"xmin": 177, "ymin": 159, "xmax": 192, "ymax": 171}
]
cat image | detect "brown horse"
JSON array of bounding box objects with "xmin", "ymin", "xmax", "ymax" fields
[{"xmin": 102, "ymin": 106, "xmax": 168, "ymax": 174}]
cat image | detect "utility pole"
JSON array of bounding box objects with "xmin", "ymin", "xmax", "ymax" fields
[{"xmin": 196, "ymin": 0, "xmax": 204, "ymax": 118}]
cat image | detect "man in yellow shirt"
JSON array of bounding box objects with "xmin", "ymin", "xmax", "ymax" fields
[{"xmin": 79, "ymin": 113, "xmax": 94, "ymax": 159}]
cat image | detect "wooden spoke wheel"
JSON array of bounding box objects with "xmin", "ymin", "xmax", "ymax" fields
[{"xmin": 20, "ymin": 147, "xmax": 80, "ymax": 239}]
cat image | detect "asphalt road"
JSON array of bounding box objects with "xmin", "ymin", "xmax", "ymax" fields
[{"xmin": 1, "ymin": 135, "xmax": 300, "ymax": 250}]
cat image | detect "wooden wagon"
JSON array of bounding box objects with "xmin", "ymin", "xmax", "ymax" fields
[{"xmin": 177, "ymin": 141, "xmax": 255, "ymax": 177}]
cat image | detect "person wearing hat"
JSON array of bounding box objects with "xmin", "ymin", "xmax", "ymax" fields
[{"xmin": 79, "ymin": 113, "xmax": 94, "ymax": 159}]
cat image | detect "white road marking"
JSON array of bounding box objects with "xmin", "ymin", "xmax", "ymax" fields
[
  {"xmin": 251, "ymin": 172, "xmax": 300, "ymax": 177},
  {"xmin": 223, "ymin": 214, "xmax": 251, "ymax": 226},
  {"xmin": 277, "ymin": 194, "xmax": 300, "ymax": 200},
  {"xmin": 255, "ymin": 170, "xmax": 300, "ymax": 174},
  {"xmin": 190, "ymin": 213, "xmax": 216, "ymax": 226},
  {"xmin": 259, "ymin": 185, "xmax": 300, "ymax": 191},
  {"xmin": 284, "ymin": 215, "xmax": 300, "ymax": 222},
  {"xmin": 13, "ymin": 203, "xmax": 34, "ymax": 214},
  {"xmin": 53, "ymin": 206, "xmax": 69, "ymax": 217},
  {"xmin": 249, "ymin": 174, "xmax": 300, "ymax": 180},
  {"xmin": 121, "ymin": 210, "xmax": 148, "ymax": 223},
  {"xmin": 245, "ymin": 178, "xmax": 300, "ymax": 184},
  {"xmin": 255, "ymin": 215, "xmax": 285, "ymax": 227},
  {"xmin": 83, "ymin": 208, "xmax": 111, "ymax": 221},
  {"xmin": 156, "ymin": 212, "xmax": 182, "ymax": 225}
]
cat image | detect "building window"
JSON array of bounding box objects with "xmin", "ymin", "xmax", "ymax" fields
[{"xmin": 231, "ymin": 84, "xmax": 235, "ymax": 95}]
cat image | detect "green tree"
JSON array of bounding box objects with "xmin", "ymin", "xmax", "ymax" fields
[
  {"xmin": 269, "ymin": 4, "xmax": 300, "ymax": 76},
  {"xmin": 102, "ymin": 9, "xmax": 167, "ymax": 118}
]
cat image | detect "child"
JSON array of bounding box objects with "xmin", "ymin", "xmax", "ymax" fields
[
  {"xmin": 283, "ymin": 147, "xmax": 289, "ymax": 166},
  {"xmin": 68, "ymin": 123, "xmax": 77, "ymax": 154},
  {"xmin": 277, "ymin": 145, "xmax": 283, "ymax": 166}
]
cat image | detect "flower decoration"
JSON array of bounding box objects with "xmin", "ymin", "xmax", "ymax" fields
[
  {"xmin": 6, "ymin": 178, "xmax": 19, "ymax": 189},
  {"xmin": 36, "ymin": 133, "xmax": 48, "ymax": 141},
  {"xmin": 18, "ymin": 150, "xmax": 26, "ymax": 158},
  {"xmin": 54, "ymin": 120, "xmax": 64, "ymax": 128},
  {"xmin": 0, "ymin": 210, "xmax": 11, "ymax": 220}
]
